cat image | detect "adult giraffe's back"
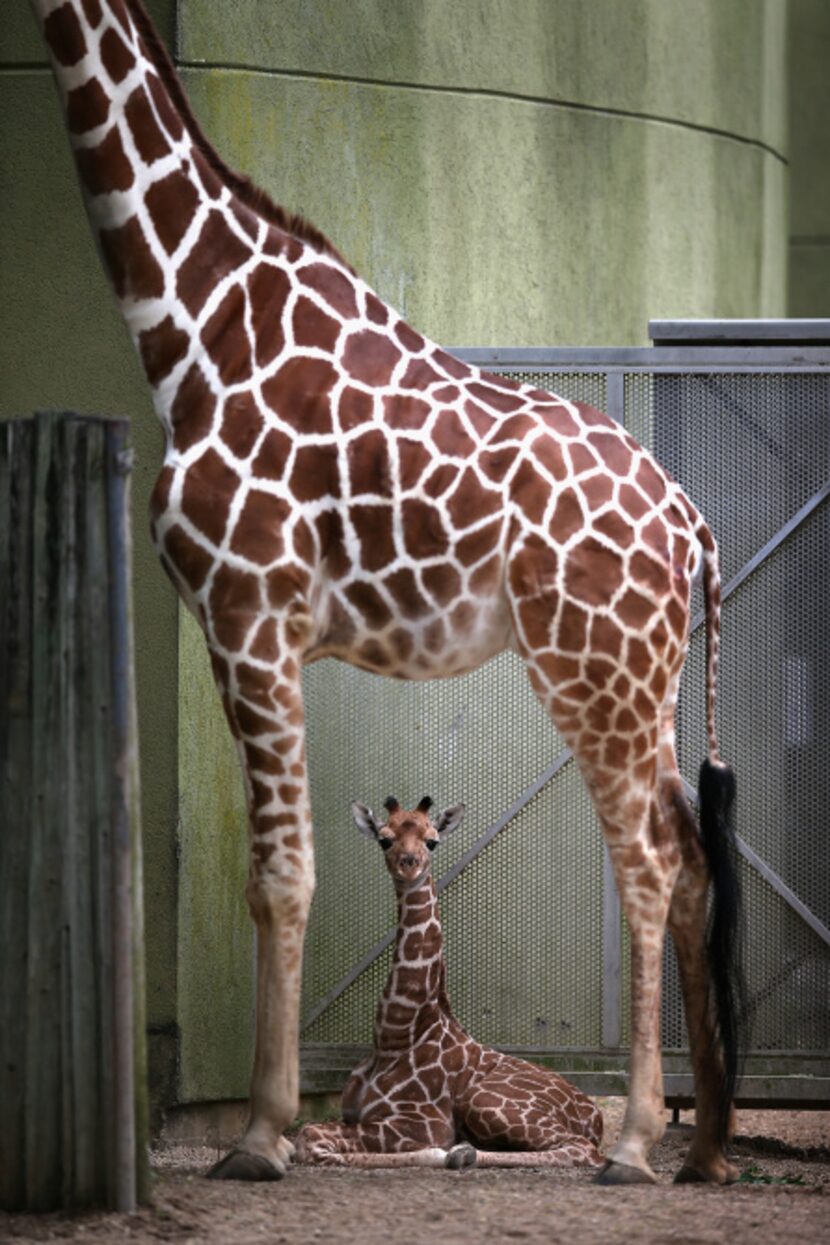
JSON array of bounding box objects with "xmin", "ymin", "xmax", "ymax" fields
[{"xmin": 30, "ymin": 0, "xmax": 744, "ymax": 1185}]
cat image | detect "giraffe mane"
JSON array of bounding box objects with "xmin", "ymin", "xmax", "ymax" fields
[{"xmin": 127, "ymin": 0, "xmax": 354, "ymax": 272}]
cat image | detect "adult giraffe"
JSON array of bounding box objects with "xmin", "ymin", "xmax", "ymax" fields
[{"xmin": 30, "ymin": 0, "xmax": 744, "ymax": 1186}]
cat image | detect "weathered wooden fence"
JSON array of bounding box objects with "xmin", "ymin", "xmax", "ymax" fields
[{"xmin": 0, "ymin": 413, "xmax": 148, "ymax": 1212}]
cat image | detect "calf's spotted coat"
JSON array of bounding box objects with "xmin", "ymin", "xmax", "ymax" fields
[
  {"xmin": 31, "ymin": 0, "xmax": 744, "ymax": 1187},
  {"xmin": 296, "ymin": 798, "xmax": 604, "ymax": 1170}
]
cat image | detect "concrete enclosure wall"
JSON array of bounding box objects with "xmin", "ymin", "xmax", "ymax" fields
[{"xmin": 0, "ymin": 0, "xmax": 791, "ymax": 1113}]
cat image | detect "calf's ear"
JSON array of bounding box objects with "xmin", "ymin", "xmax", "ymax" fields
[
  {"xmin": 352, "ymin": 801, "xmax": 381, "ymax": 838},
  {"xmin": 435, "ymin": 804, "xmax": 466, "ymax": 837}
]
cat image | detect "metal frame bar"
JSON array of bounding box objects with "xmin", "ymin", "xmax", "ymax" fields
[{"xmin": 452, "ymin": 345, "xmax": 830, "ymax": 372}]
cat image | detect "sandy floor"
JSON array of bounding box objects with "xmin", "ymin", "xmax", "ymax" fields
[{"xmin": 2, "ymin": 1101, "xmax": 828, "ymax": 1244}]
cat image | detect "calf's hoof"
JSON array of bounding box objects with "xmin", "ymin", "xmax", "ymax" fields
[
  {"xmin": 446, "ymin": 1143, "xmax": 477, "ymax": 1170},
  {"xmin": 207, "ymin": 1149, "xmax": 285, "ymax": 1181},
  {"xmin": 675, "ymin": 1159, "xmax": 739, "ymax": 1185},
  {"xmin": 595, "ymin": 1159, "xmax": 657, "ymax": 1186}
]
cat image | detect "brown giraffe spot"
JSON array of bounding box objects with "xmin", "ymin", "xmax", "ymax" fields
[
  {"xmin": 538, "ymin": 403, "xmax": 580, "ymax": 437},
  {"xmin": 231, "ymin": 490, "xmax": 291, "ymax": 565},
  {"xmin": 519, "ymin": 596, "xmax": 554, "ymax": 649},
  {"xmin": 585, "ymin": 657, "xmax": 616, "ymax": 689},
  {"xmin": 489, "ymin": 414, "xmax": 536, "ymax": 444},
  {"xmin": 468, "ymin": 381, "xmax": 523, "ymax": 413},
  {"xmin": 190, "ymin": 148, "xmax": 223, "ymax": 201},
  {"xmin": 81, "ymin": 0, "xmax": 103, "ymax": 25},
  {"xmin": 234, "ymin": 699, "xmax": 274, "ymax": 737},
  {"xmin": 236, "ymin": 662, "xmax": 278, "ymax": 710},
  {"xmin": 348, "ymin": 428, "xmax": 391, "ymax": 496},
  {"xmin": 352, "ymin": 503, "xmax": 396, "ymax": 571},
  {"xmin": 604, "ymin": 735, "xmax": 631, "ymax": 768},
  {"xmin": 397, "ymin": 438, "xmax": 432, "ymax": 490},
  {"xmin": 76, "ymin": 126, "xmax": 134, "ymax": 195},
  {"xmin": 345, "ymin": 581, "xmax": 392, "ymax": 629},
  {"xmin": 124, "ymin": 85, "xmax": 170, "ymax": 165},
  {"xmin": 589, "ymin": 613, "xmax": 623, "ymax": 660},
  {"xmin": 209, "ymin": 565, "xmax": 261, "ymax": 651},
  {"xmin": 627, "ymin": 637, "xmax": 652, "ymax": 680},
  {"xmin": 450, "ymin": 600, "xmax": 475, "ymax": 632},
  {"xmin": 587, "ymin": 693, "xmax": 616, "ymax": 733},
  {"xmin": 402, "ymin": 499, "xmax": 449, "ymax": 557},
  {"xmin": 576, "ymin": 402, "xmax": 615, "ymax": 429},
  {"xmin": 292, "ymin": 518, "xmax": 315, "ymax": 566},
  {"xmin": 164, "ymin": 524, "xmax": 213, "ymax": 591},
  {"xmin": 650, "ymin": 666, "xmax": 668, "ymax": 701},
  {"xmin": 447, "ymin": 469, "xmax": 501, "ymax": 529},
  {"xmin": 246, "ymin": 263, "xmax": 290, "ymax": 367},
  {"xmin": 464, "ymin": 399, "xmax": 496, "ymax": 438},
  {"xmin": 579, "ymin": 473, "xmax": 615, "ymax": 511},
  {"xmin": 299, "ymin": 262, "xmax": 358, "ymax": 318},
  {"xmin": 512, "ymin": 459, "xmax": 548, "ymax": 526},
  {"xmin": 666, "ymin": 596, "xmax": 688, "ymax": 638},
  {"xmin": 201, "ymin": 285, "xmax": 252, "ymax": 385},
  {"xmin": 170, "ymin": 362, "xmax": 216, "ymax": 453},
  {"xmin": 292, "ymin": 296, "xmax": 340, "ymax": 353},
  {"xmin": 177, "ymin": 210, "xmax": 253, "ymax": 317},
  {"xmin": 537, "ymin": 651, "xmax": 580, "ymax": 683},
  {"xmin": 433, "ymin": 384, "xmax": 460, "ymax": 403},
  {"xmin": 66, "ymin": 76, "xmax": 109, "ymax": 133},
  {"xmin": 262, "ymin": 357, "xmax": 338, "ymax": 435},
  {"xmin": 549, "ymin": 488, "xmax": 584, "ymax": 544},
  {"xmin": 290, "ymin": 443, "xmax": 340, "ymax": 503},
  {"xmin": 479, "ymin": 445, "xmax": 519, "ymax": 483},
  {"xmin": 250, "ymin": 618, "xmax": 280, "ymax": 663},
  {"xmin": 400, "ymin": 358, "xmax": 443, "ymax": 389},
  {"xmin": 649, "ymin": 618, "xmax": 669, "ymax": 653},
  {"xmin": 615, "ymin": 706, "xmax": 638, "ymax": 734},
  {"xmin": 342, "ymin": 329, "xmax": 401, "ymax": 385},
  {"xmin": 44, "ymin": 2, "xmax": 87, "ymax": 65},
  {"xmin": 365, "ymin": 292, "xmax": 388, "ymax": 325},
  {"xmin": 395, "ymin": 321, "xmax": 425, "ymax": 352},
  {"xmin": 338, "ymin": 386, "xmax": 375, "ymax": 430},
  {"xmin": 383, "ymin": 568, "xmax": 430, "ymax": 620},
  {"xmin": 506, "ymin": 531, "xmax": 553, "ymax": 597},
  {"xmin": 145, "ymin": 170, "xmax": 200, "ymax": 256},
  {"xmin": 146, "ymin": 71, "xmax": 184, "ymax": 141},
  {"xmin": 432, "ymin": 410, "xmax": 476, "ymax": 458},
  {"xmin": 636, "ymin": 457, "xmax": 668, "ymax": 504},
  {"xmin": 138, "ymin": 315, "xmax": 189, "ymax": 387},
  {"xmin": 470, "ymin": 555, "xmax": 501, "ymax": 594},
  {"xmin": 432, "ymin": 348, "xmax": 471, "ymax": 380},
  {"xmin": 386, "ymin": 626, "xmax": 412, "ymax": 663},
  {"xmin": 423, "ymin": 463, "xmax": 459, "ymax": 499},
  {"xmin": 252, "ymin": 427, "xmax": 291, "ymax": 479},
  {"xmin": 99, "ymin": 215, "xmax": 163, "ymax": 301},
  {"xmin": 558, "ymin": 599, "xmax": 588, "ymax": 652},
  {"xmin": 422, "ymin": 563, "xmax": 461, "ymax": 607},
  {"xmin": 315, "ymin": 510, "xmax": 351, "ymax": 578},
  {"xmin": 567, "ymin": 442, "xmax": 599, "ymax": 475},
  {"xmin": 564, "ymin": 536, "xmax": 624, "ymax": 606},
  {"xmin": 384, "ymin": 393, "xmax": 431, "ymax": 430},
  {"xmin": 588, "ymin": 432, "xmax": 633, "ymax": 477},
  {"xmin": 219, "ymin": 392, "xmax": 264, "ymax": 460},
  {"xmin": 100, "ymin": 26, "xmax": 135, "ymax": 83},
  {"xmin": 593, "ymin": 510, "xmax": 634, "ymax": 549},
  {"xmin": 630, "ymin": 550, "xmax": 668, "ymax": 596},
  {"xmin": 533, "ymin": 435, "xmax": 568, "ymax": 482},
  {"xmin": 617, "ymin": 588, "xmax": 657, "ymax": 629},
  {"xmin": 619, "ymin": 483, "xmax": 651, "ymax": 521},
  {"xmin": 181, "ymin": 448, "xmax": 239, "ymax": 545}
]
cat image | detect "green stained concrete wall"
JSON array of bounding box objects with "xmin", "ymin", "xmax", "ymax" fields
[
  {"xmin": 1, "ymin": 0, "xmax": 793, "ymax": 1114},
  {"xmin": 788, "ymin": 0, "xmax": 830, "ymax": 316}
]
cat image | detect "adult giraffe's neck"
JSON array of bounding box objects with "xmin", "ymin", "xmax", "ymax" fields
[
  {"xmin": 375, "ymin": 876, "xmax": 451, "ymax": 1051},
  {"xmin": 30, "ymin": 0, "xmax": 348, "ymax": 422}
]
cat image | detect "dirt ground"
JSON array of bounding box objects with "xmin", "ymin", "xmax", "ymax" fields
[{"xmin": 2, "ymin": 1101, "xmax": 828, "ymax": 1245}]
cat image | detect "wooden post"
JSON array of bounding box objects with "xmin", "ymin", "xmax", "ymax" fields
[{"xmin": 0, "ymin": 413, "xmax": 148, "ymax": 1212}]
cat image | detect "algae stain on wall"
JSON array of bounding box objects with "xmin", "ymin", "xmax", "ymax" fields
[{"xmin": 177, "ymin": 607, "xmax": 253, "ymax": 1102}]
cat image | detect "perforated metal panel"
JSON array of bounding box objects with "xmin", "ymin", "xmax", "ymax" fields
[{"xmin": 300, "ymin": 355, "xmax": 830, "ymax": 1095}]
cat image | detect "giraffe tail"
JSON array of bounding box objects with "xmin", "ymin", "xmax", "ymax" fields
[{"xmin": 696, "ymin": 525, "xmax": 747, "ymax": 1148}]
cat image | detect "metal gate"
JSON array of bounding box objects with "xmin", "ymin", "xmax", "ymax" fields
[{"xmin": 298, "ymin": 324, "xmax": 830, "ymax": 1106}]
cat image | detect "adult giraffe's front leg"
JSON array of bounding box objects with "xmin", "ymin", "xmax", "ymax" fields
[{"xmin": 206, "ymin": 638, "xmax": 315, "ymax": 1181}]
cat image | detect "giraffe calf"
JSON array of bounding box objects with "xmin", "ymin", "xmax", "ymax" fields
[{"xmin": 295, "ymin": 798, "xmax": 603, "ymax": 1170}]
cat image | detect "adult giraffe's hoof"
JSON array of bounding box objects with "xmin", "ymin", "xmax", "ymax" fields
[
  {"xmin": 595, "ymin": 1159, "xmax": 657, "ymax": 1186},
  {"xmin": 674, "ymin": 1160, "xmax": 739, "ymax": 1185},
  {"xmin": 445, "ymin": 1143, "xmax": 477, "ymax": 1170},
  {"xmin": 207, "ymin": 1149, "xmax": 285, "ymax": 1181}
]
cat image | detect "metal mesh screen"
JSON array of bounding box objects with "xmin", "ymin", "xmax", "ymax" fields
[{"xmin": 300, "ymin": 365, "xmax": 829, "ymax": 1069}]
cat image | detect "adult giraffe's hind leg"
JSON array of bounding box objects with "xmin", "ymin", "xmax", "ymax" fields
[{"xmin": 204, "ymin": 638, "xmax": 315, "ymax": 1181}]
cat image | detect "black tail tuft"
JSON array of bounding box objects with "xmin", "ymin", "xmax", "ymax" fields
[{"xmin": 698, "ymin": 758, "xmax": 747, "ymax": 1146}]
